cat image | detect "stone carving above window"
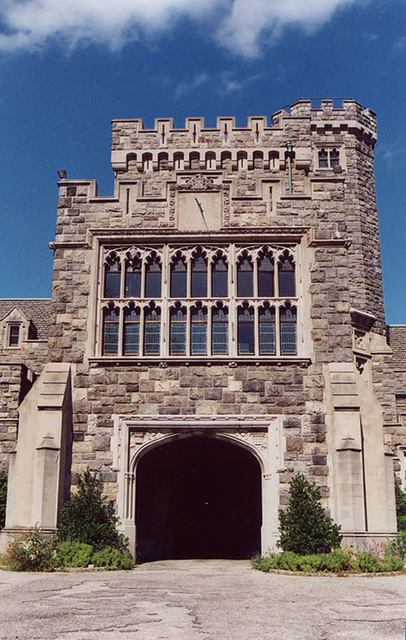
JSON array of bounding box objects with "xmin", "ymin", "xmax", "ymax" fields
[{"xmin": 176, "ymin": 174, "xmax": 222, "ymax": 192}]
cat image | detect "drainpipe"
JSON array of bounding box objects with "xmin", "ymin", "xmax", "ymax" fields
[{"xmin": 286, "ymin": 140, "xmax": 294, "ymax": 195}]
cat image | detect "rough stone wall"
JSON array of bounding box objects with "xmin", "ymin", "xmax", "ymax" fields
[{"xmin": 1, "ymin": 99, "xmax": 399, "ymax": 520}]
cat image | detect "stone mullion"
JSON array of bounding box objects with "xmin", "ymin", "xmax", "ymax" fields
[
  {"xmin": 254, "ymin": 303, "xmax": 260, "ymax": 356},
  {"xmin": 230, "ymin": 244, "xmax": 237, "ymax": 357},
  {"xmin": 162, "ymin": 245, "xmax": 169, "ymax": 357},
  {"xmin": 275, "ymin": 302, "xmax": 281, "ymax": 356},
  {"xmin": 207, "ymin": 303, "xmax": 213, "ymax": 356}
]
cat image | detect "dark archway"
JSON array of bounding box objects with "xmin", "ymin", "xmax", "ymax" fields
[{"xmin": 135, "ymin": 435, "xmax": 262, "ymax": 562}]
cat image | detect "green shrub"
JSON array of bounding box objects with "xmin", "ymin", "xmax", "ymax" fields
[
  {"xmin": 58, "ymin": 469, "xmax": 128, "ymax": 552},
  {"xmin": 91, "ymin": 546, "xmax": 135, "ymax": 570},
  {"xmin": 386, "ymin": 531, "xmax": 406, "ymax": 559},
  {"xmin": 395, "ymin": 485, "xmax": 406, "ymax": 532},
  {"xmin": 56, "ymin": 541, "xmax": 94, "ymax": 568},
  {"xmin": 252, "ymin": 549, "xmax": 403, "ymax": 574},
  {"xmin": 3, "ymin": 527, "xmax": 57, "ymax": 572},
  {"xmin": 0, "ymin": 470, "xmax": 7, "ymax": 529},
  {"xmin": 278, "ymin": 474, "xmax": 342, "ymax": 554},
  {"xmin": 381, "ymin": 555, "xmax": 405, "ymax": 572},
  {"xmin": 352, "ymin": 551, "xmax": 384, "ymax": 573}
]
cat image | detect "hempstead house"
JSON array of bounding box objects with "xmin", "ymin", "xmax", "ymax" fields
[{"xmin": 1, "ymin": 99, "xmax": 405, "ymax": 560}]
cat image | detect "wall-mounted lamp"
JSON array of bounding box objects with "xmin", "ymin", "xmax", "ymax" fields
[{"xmin": 58, "ymin": 170, "xmax": 68, "ymax": 179}]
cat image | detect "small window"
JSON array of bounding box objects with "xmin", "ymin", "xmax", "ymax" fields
[{"xmin": 8, "ymin": 325, "xmax": 20, "ymax": 347}]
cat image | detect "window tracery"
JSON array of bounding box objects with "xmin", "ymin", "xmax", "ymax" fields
[{"xmin": 99, "ymin": 243, "xmax": 298, "ymax": 358}]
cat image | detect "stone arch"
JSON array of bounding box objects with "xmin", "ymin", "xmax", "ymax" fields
[{"xmin": 132, "ymin": 432, "xmax": 264, "ymax": 562}]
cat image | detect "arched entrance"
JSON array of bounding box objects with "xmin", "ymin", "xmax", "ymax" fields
[{"xmin": 135, "ymin": 435, "xmax": 262, "ymax": 562}]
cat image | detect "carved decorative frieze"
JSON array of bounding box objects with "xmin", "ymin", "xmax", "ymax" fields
[{"xmin": 176, "ymin": 175, "xmax": 221, "ymax": 191}]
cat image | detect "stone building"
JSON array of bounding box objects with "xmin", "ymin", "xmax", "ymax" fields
[{"xmin": 1, "ymin": 99, "xmax": 405, "ymax": 560}]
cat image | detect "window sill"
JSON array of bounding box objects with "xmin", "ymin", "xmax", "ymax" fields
[{"xmin": 88, "ymin": 356, "xmax": 311, "ymax": 367}]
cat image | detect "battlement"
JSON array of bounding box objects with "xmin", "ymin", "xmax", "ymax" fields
[{"xmin": 111, "ymin": 99, "xmax": 377, "ymax": 171}]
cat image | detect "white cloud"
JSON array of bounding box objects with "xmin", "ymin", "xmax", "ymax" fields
[
  {"xmin": 175, "ymin": 72, "xmax": 208, "ymax": 98},
  {"xmin": 0, "ymin": 0, "xmax": 367, "ymax": 56}
]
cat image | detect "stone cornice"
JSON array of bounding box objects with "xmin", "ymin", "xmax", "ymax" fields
[{"xmin": 90, "ymin": 226, "xmax": 310, "ymax": 244}]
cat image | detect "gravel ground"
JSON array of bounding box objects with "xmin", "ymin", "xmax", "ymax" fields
[{"xmin": 0, "ymin": 559, "xmax": 405, "ymax": 639}]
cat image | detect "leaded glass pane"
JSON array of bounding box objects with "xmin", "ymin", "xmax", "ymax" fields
[
  {"xmin": 330, "ymin": 149, "xmax": 340, "ymax": 167},
  {"xmin": 237, "ymin": 257, "xmax": 253, "ymax": 297},
  {"xmin": 170, "ymin": 258, "xmax": 187, "ymax": 298},
  {"xmin": 124, "ymin": 323, "xmax": 140, "ymax": 355},
  {"xmin": 170, "ymin": 307, "xmax": 186, "ymax": 355},
  {"xmin": 191, "ymin": 307, "xmax": 207, "ymax": 355},
  {"xmin": 212, "ymin": 257, "xmax": 228, "ymax": 297},
  {"xmin": 145, "ymin": 259, "xmax": 162, "ymax": 298},
  {"xmin": 104, "ymin": 262, "xmax": 121, "ymax": 298},
  {"xmin": 102, "ymin": 308, "xmax": 119, "ymax": 355},
  {"xmin": 319, "ymin": 149, "xmax": 328, "ymax": 168},
  {"xmin": 191, "ymin": 253, "xmax": 207, "ymax": 298},
  {"xmin": 212, "ymin": 323, "xmax": 228, "ymax": 354},
  {"xmin": 9, "ymin": 326, "xmax": 20, "ymax": 346},
  {"xmin": 123, "ymin": 308, "xmax": 140, "ymax": 355},
  {"xmin": 258, "ymin": 255, "xmax": 274, "ymax": 297},
  {"xmin": 144, "ymin": 308, "xmax": 161, "ymax": 355},
  {"xmin": 125, "ymin": 262, "xmax": 141, "ymax": 297},
  {"xmin": 278, "ymin": 258, "xmax": 295, "ymax": 297},
  {"xmin": 280, "ymin": 307, "xmax": 297, "ymax": 355},
  {"xmin": 238, "ymin": 306, "xmax": 254, "ymax": 355}
]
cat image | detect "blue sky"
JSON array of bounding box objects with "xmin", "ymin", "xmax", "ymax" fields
[{"xmin": 0, "ymin": 0, "xmax": 405, "ymax": 324}]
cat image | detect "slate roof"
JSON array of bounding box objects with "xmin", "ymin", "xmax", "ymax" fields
[
  {"xmin": 387, "ymin": 325, "xmax": 406, "ymax": 370},
  {"xmin": 0, "ymin": 299, "xmax": 54, "ymax": 339}
]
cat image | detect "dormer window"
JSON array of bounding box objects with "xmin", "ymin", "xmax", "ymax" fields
[{"xmin": 8, "ymin": 325, "xmax": 20, "ymax": 347}]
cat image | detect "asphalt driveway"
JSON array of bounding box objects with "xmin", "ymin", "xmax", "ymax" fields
[{"xmin": 0, "ymin": 559, "xmax": 405, "ymax": 639}]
